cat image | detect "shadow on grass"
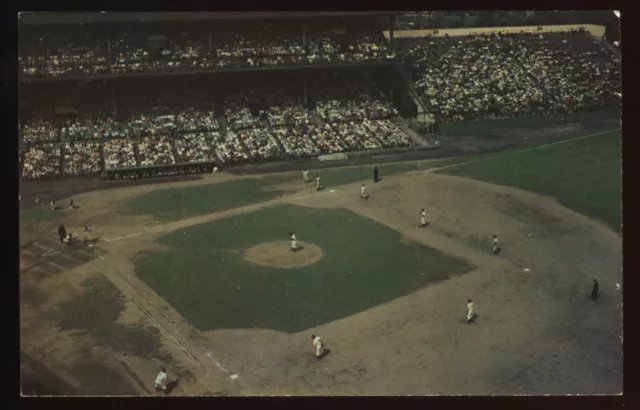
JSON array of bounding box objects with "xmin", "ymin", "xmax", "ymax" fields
[{"xmin": 49, "ymin": 276, "xmax": 172, "ymax": 363}]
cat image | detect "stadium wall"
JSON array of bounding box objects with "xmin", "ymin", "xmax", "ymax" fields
[{"xmin": 383, "ymin": 24, "xmax": 606, "ymax": 40}]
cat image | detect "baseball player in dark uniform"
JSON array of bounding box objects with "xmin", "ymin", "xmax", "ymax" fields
[{"xmin": 58, "ymin": 224, "xmax": 67, "ymax": 243}]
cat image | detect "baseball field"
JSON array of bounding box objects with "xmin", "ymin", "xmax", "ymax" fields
[{"xmin": 19, "ymin": 128, "xmax": 622, "ymax": 396}]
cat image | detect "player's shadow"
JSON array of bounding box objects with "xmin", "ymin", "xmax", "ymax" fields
[
  {"xmin": 318, "ymin": 349, "xmax": 331, "ymax": 360},
  {"xmin": 316, "ymin": 186, "xmax": 326, "ymax": 191},
  {"xmin": 375, "ymin": 178, "xmax": 383, "ymax": 183},
  {"xmin": 460, "ymin": 313, "xmax": 479, "ymax": 324},
  {"xmin": 165, "ymin": 379, "xmax": 180, "ymax": 395},
  {"xmin": 493, "ymin": 248, "xmax": 502, "ymax": 255},
  {"xmin": 361, "ymin": 195, "xmax": 370, "ymax": 200},
  {"xmin": 419, "ymin": 222, "xmax": 430, "ymax": 228},
  {"xmin": 293, "ymin": 245, "xmax": 305, "ymax": 252}
]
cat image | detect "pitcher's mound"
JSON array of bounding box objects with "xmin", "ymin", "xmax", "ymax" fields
[{"xmin": 243, "ymin": 241, "xmax": 324, "ymax": 269}]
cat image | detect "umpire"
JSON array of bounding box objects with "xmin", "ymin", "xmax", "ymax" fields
[
  {"xmin": 58, "ymin": 224, "xmax": 67, "ymax": 243},
  {"xmin": 373, "ymin": 166, "xmax": 379, "ymax": 183}
]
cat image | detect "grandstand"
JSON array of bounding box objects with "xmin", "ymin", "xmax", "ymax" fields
[{"xmin": 19, "ymin": 12, "xmax": 620, "ymax": 182}]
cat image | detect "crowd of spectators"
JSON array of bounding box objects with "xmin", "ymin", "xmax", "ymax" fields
[
  {"xmin": 174, "ymin": 132, "xmax": 220, "ymax": 163},
  {"xmin": 64, "ymin": 141, "xmax": 103, "ymax": 176},
  {"xmin": 20, "ymin": 118, "xmax": 59, "ymax": 145},
  {"xmin": 103, "ymin": 139, "xmax": 137, "ymax": 169},
  {"xmin": 398, "ymin": 32, "xmax": 621, "ymax": 123},
  {"xmin": 21, "ymin": 144, "xmax": 62, "ymax": 179},
  {"xmin": 20, "ymin": 23, "xmax": 394, "ymax": 78},
  {"xmin": 137, "ymin": 135, "xmax": 176, "ymax": 166},
  {"xmin": 20, "ymin": 69, "xmax": 416, "ymax": 179}
]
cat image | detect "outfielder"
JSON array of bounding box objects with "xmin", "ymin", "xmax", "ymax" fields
[
  {"xmin": 302, "ymin": 169, "xmax": 310, "ymax": 183},
  {"xmin": 420, "ymin": 209, "xmax": 427, "ymax": 227},
  {"xmin": 289, "ymin": 232, "xmax": 298, "ymax": 252},
  {"xmin": 315, "ymin": 175, "xmax": 321, "ymax": 191},
  {"xmin": 466, "ymin": 299, "xmax": 475, "ymax": 324},
  {"xmin": 311, "ymin": 334, "xmax": 324, "ymax": 359},
  {"xmin": 492, "ymin": 235, "xmax": 499, "ymax": 254}
]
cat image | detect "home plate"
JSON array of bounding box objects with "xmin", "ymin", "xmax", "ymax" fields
[{"xmin": 230, "ymin": 374, "xmax": 239, "ymax": 380}]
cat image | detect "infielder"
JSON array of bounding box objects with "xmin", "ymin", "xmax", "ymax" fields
[
  {"xmin": 311, "ymin": 334, "xmax": 324, "ymax": 359},
  {"xmin": 492, "ymin": 235, "xmax": 499, "ymax": 254},
  {"xmin": 466, "ymin": 299, "xmax": 475, "ymax": 324},
  {"xmin": 289, "ymin": 232, "xmax": 298, "ymax": 252},
  {"xmin": 154, "ymin": 368, "xmax": 168, "ymax": 393},
  {"xmin": 360, "ymin": 184, "xmax": 367, "ymax": 199},
  {"xmin": 315, "ymin": 175, "xmax": 321, "ymax": 191},
  {"xmin": 302, "ymin": 169, "xmax": 310, "ymax": 183},
  {"xmin": 50, "ymin": 200, "xmax": 56, "ymax": 211},
  {"xmin": 420, "ymin": 209, "xmax": 427, "ymax": 227}
]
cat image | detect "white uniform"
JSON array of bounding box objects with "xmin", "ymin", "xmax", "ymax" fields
[
  {"xmin": 50, "ymin": 201, "xmax": 56, "ymax": 211},
  {"xmin": 212, "ymin": 166, "xmax": 219, "ymax": 174},
  {"xmin": 313, "ymin": 336, "xmax": 324, "ymax": 357},
  {"xmin": 155, "ymin": 371, "xmax": 167, "ymax": 390},
  {"xmin": 493, "ymin": 237, "xmax": 499, "ymax": 253},
  {"xmin": 421, "ymin": 210, "xmax": 426, "ymax": 226},
  {"xmin": 290, "ymin": 233, "xmax": 297, "ymax": 250},
  {"xmin": 303, "ymin": 170, "xmax": 309, "ymax": 182},
  {"xmin": 467, "ymin": 302, "xmax": 475, "ymax": 321},
  {"xmin": 315, "ymin": 176, "xmax": 320, "ymax": 190},
  {"xmin": 361, "ymin": 185, "xmax": 366, "ymax": 197}
]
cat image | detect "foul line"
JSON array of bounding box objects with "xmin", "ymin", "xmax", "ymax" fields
[
  {"xmin": 428, "ymin": 128, "xmax": 620, "ymax": 173},
  {"xmin": 104, "ymin": 233, "xmax": 143, "ymax": 242}
]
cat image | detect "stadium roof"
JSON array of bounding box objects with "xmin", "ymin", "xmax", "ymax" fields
[{"xmin": 18, "ymin": 11, "xmax": 400, "ymax": 26}]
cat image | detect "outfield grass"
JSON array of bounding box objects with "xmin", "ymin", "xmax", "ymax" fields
[
  {"xmin": 134, "ymin": 205, "xmax": 472, "ymax": 333},
  {"xmin": 439, "ymin": 130, "xmax": 621, "ymax": 232},
  {"xmin": 50, "ymin": 276, "xmax": 172, "ymax": 362},
  {"xmin": 118, "ymin": 175, "xmax": 294, "ymax": 222},
  {"xmin": 20, "ymin": 208, "xmax": 61, "ymax": 222}
]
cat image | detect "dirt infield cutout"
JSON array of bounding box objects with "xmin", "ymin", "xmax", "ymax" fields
[{"xmin": 243, "ymin": 241, "xmax": 324, "ymax": 268}]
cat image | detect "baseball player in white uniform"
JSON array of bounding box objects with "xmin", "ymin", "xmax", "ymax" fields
[
  {"xmin": 466, "ymin": 299, "xmax": 475, "ymax": 324},
  {"xmin": 50, "ymin": 200, "xmax": 56, "ymax": 211},
  {"xmin": 420, "ymin": 209, "xmax": 427, "ymax": 227},
  {"xmin": 290, "ymin": 232, "xmax": 298, "ymax": 252},
  {"xmin": 303, "ymin": 169, "xmax": 310, "ymax": 183},
  {"xmin": 315, "ymin": 175, "xmax": 321, "ymax": 190},
  {"xmin": 155, "ymin": 368, "xmax": 168, "ymax": 392},
  {"xmin": 311, "ymin": 334, "xmax": 324, "ymax": 359},
  {"xmin": 360, "ymin": 184, "xmax": 367, "ymax": 198},
  {"xmin": 492, "ymin": 235, "xmax": 499, "ymax": 254}
]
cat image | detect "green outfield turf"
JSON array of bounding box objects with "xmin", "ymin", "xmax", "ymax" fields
[
  {"xmin": 118, "ymin": 176, "xmax": 293, "ymax": 222},
  {"xmin": 20, "ymin": 207, "xmax": 61, "ymax": 222},
  {"xmin": 439, "ymin": 129, "xmax": 621, "ymax": 233},
  {"xmin": 133, "ymin": 205, "xmax": 472, "ymax": 333}
]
